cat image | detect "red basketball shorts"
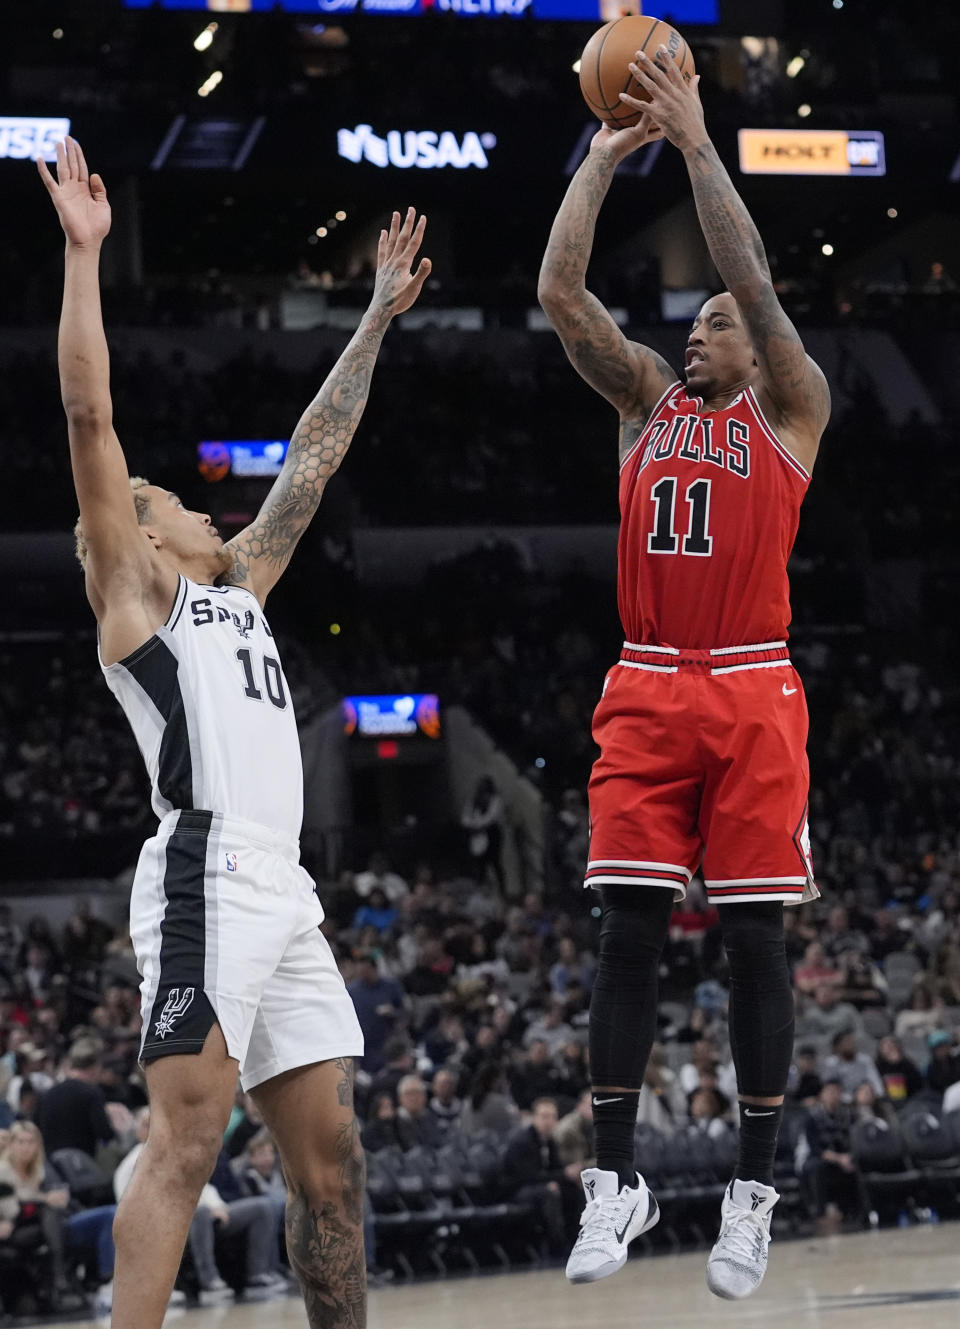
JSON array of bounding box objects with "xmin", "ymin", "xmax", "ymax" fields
[{"xmin": 585, "ymin": 642, "xmax": 818, "ymax": 906}]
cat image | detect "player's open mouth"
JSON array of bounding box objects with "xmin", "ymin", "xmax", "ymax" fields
[{"xmin": 685, "ymin": 350, "xmax": 705, "ymax": 369}]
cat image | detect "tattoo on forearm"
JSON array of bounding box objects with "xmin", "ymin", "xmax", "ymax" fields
[
  {"xmin": 686, "ymin": 142, "xmax": 830, "ymax": 428},
  {"xmin": 286, "ymin": 1058, "xmax": 366, "ymax": 1329},
  {"xmin": 221, "ymin": 312, "xmax": 390, "ymax": 589},
  {"xmin": 540, "ymin": 153, "xmax": 672, "ymax": 430},
  {"xmin": 686, "ymin": 142, "xmax": 771, "ymax": 289}
]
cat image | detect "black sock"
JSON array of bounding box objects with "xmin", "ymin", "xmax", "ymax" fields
[
  {"xmin": 735, "ymin": 1101, "xmax": 783, "ymax": 1185},
  {"xmin": 593, "ymin": 1091, "xmax": 641, "ymax": 1190}
]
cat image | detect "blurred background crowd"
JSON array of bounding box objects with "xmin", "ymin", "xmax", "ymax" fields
[{"xmin": 3, "ymin": 0, "xmax": 960, "ymax": 1317}]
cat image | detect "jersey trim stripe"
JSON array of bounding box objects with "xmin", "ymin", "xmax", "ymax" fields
[
  {"xmin": 710, "ymin": 659, "xmax": 793, "ymax": 676},
  {"xmin": 709, "ymin": 641, "xmax": 787, "ymax": 655},
  {"xmin": 123, "ymin": 638, "xmax": 195, "ymax": 810},
  {"xmin": 142, "ymin": 810, "xmax": 218, "ymax": 1061},
  {"xmin": 706, "ymin": 876, "xmax": 807, "ymax": 887},
  {"xmin": 744, "ymin": 387, "xmax": 811, "ymax": 481},
  {"xmin": 619, "ymin": 380, "xmax": 681, "ymax": 472},
  {"xmin": 617, "ymin": 660, "xmax": 678, "ymax": 674},
  {"xmin": 587, "ymin": 859, "xmax": 692, "ymax": 878},
  {"xmin": 623, "ymin": 641, "xmax": 680, "ymax": 655},
  {"xmin": 167, "ymin": 575, "xmax": 189, "ymax": 632}
]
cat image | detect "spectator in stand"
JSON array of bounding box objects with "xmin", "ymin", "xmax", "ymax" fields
[
  {"xmin": 369, "ymin": 1035, "xmax": 416, "ymax": 1105},
  {"xmin": 793, "ymin": 942, "xmax": 842, "ymax": 996},
  {"xmin": 788, "ymin": 1045, "xmax": 823, "ymax": 1106},
  {"xmin": 460, "ymin": 1063, "xmax": 520, "ymax": 1136},
  {"xmin": 423, "ymin": 1013, "xmax": 469, "ymax": 1071},
  {"xmin": 797, "ymin": 1080, "xmax": 861, "ymax": 1233},
  {"xmin": 549, "ymin": 937, "xmax": 595, "ymax": 999},
  {"xmin": 353, "ymin": 853, "xmax": 409, "ymax": 903},
  {"xmin": 403, "ymin": 936, "xmax": 454, "ymax": 997},
  {"xmin": 868, "ymin": 908, "xmax": 912, "ymax": 964},
  {"xmin": 689, "ymin": 1087, "xmax": 731, "ymax": 1139},
  {"xmin": 925, "ymin": 1030, "xmax": 960, "ymax": 1093},
  {"xmin": 796, "ymin": 984, "xmax": 864, "ymax": 1043},
  {"xmin": 554, "ymin": 1039, "xmax": 589, "ymax": 1106},
  {"xmin": 195, "ymin": 1149, "xmax": 287, "ymax": 1300},
  {"xmin": 496, "ymin": 908, "xmax": 534, "ymax": 972},
  {"xmin": 352, "ymin": 888, "xmax": 398, "ymax": 938},
  {"xmin": 836, "ymin": 952, "xmax": 887, "ymax": 1011},
  {"xmin": 875, "ymin": 1035, "xmax": 924, "ymax": 1105},
  {"xmin": 821, "ymin": 906, "xmax": 869, "ymax": 960},
  {"xmin": 523, "ymin": 999, "xmax": 575, "ymax": 1056},
  {"xmin": 395, "ymin": 1076, "xmax": 445, "ymax": 1151},
  {"xmin": 502, "ymin": 1098, "xmax": 580, "ymax": 1256},
  {"xmin": 510, "ymin": 1039, "xmax": 558, "ymax": 1111},
  {"xmin": 821, "ymin": 1031, "xmax": 885, "ymax": 1099},
  {"xmin": 894, "ymin": 984, "xmax": 944, "ymax": 1041},
  {"xmin": 347, "ymin": 953, "xmax": 406, "ymax": 1074},
  {"xmin": 0, "ymin": 1121, "xmax": 83, "ymax": 1313},
  {"xmin": 460, "ymin": 776, "xmax": 506, "ymax": 892},
  {"xmin": 236, "ymin": 1129, "xmax": 287, "ymax": 1267},
  {"xmin": 522, "ymin": 892, "xmax": 553, "ymax": 942},
  {"xmin": 677, "ymin": 1038, "xmax": 721, "ymax": 1098},
  {"xmin": 428, "ymin": 1068, "xmax": 462, "ymax": 1136},
  {"xmin": 35, "ymin": 1037, "xmax": 118, "ymax": 1159},
  {"xmin": 554, "ymin": 1089, "xmax": 594, "ymax": 1169},
  {"xmin": 362, "ymin": 1094, "xmax": 403, "ymax": 1154},
  {"xmin": 852, "ymin": 1080, "xmax": 898, "ymax": 1128},
  {"xmin": 637, "ymin": 1047, "xmax": 679, "ymax": 1133}
]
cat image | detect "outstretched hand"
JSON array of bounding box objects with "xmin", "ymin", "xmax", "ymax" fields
[
  {"xmin": 589, "ymin": 111, "xmax": 664, "ymax": 164},
  {"xmin": 37, "ymin": 136, "xmax": 111, "ymax": 248},
  {"xmin": 620, "ymin": 47, "xmax": 707, "ymax": 154},
  {"xmin": 372, "ymin": 208, "xmax": 432, "ymax": 318}
]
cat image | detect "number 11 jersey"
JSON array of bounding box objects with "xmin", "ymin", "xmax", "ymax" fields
[
  {"xmin": 100, "ymin": 575, "xmax": 303, "ymax": 840},
  {"xmin": 618, "ymin": 381, "xmax": 810, "ymax": 650}
]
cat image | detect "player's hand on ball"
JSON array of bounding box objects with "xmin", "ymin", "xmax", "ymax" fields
[
  {"xmin": 373, "ymin": 207, "xmax": 432, "ymax": 317},
  {"xmin": 622, "ymin": 46, "xmax": 706, "ymax": 153},
  {"xmin": 589, "ymin": 112, "xmax": 663, "ymax": 163},
  {"xmin": 37, "ymin": 136, "xmax": 112, "ymax": 248}
]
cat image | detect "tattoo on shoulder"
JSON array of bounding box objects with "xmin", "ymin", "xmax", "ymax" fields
[{"xmin": 619, "ymin": 415, "xmax": 649, "ymax": 465}]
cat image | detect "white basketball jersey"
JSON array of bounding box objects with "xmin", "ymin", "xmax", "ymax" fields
[{"xmin": 100, "ymin": 575, "xmax": 303, "ymax": 841}]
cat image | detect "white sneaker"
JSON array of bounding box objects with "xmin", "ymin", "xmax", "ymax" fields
[
  {"xmin": 565, "ymin": 1168, "xmax": 660, "ymax": 1284},
  {"xmin": 92, "ymin": 1281, "xmax": 113, "ymax": 1319},
  {"xmin": 706, "ymin": 1179, "xmax": 779, "ymax": 1300}
]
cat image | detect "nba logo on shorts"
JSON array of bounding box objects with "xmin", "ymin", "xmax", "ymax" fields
[{"xmin": 225, "ymin": 852, "xmax": 238, "ymax": 873}]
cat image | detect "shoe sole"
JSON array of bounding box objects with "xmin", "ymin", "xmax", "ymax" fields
[{"xmin": 566, "ymin": 1193, "xmax": 661, "ymax": 1285}]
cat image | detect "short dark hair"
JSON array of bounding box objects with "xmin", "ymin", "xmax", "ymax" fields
[
  {"xmin": 531, "ymin": 1096, "xmax": 558, "ymax": 1114},
  {"xmin": 69, "ymin": 1036, "xmax": 104, "ymax": 1070}
]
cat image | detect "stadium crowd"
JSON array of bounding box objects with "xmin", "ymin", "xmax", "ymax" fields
[{"xmin": 1, "ymin": 826, "xmax": 959, "ymax": 1312}]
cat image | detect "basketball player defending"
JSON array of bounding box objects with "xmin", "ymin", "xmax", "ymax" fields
[
  {"xmin": 539, "ymin": 54, "xmax": 829, "ymax": 1298},
  {"xmin": 39, "ymin": 138, "xmax": 431, "ymax": 1328}
]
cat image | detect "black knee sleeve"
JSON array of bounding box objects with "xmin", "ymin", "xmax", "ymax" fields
[
  {"xmin": 719, "ymin": 901, "xmax": 795, "ymax": 1098},
  {"xmin": 589, "ymin": 886, "xmax": 674, "ymax": 1089}
]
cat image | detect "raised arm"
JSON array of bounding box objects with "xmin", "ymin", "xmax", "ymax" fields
[
  {"xmin": 538, "ymin": 119, "xmax": 676, "ymax": 462},
  {"xmin": 222, "ymin": 209, "xmax": 431, "ymax": 602},
  {"xmin": 626, "ymin": 51, "xmax": 830, "ymax": 462},
  {"xmin": 38, "ymin": 138, "xmax": 158, "ymax": 612}
]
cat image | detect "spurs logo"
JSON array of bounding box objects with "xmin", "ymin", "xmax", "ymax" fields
[{"xmin": 154, "ymin": 987, "xmax": 195, "ymax": 1039}]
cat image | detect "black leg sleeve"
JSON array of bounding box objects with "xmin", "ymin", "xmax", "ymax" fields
[
  {"xmin": 589, "ymin": 885, "xmax": 675, "ymax": 1090},
  {"xmin": 719, "ymin": 900, "xmax": 795, "ymax": 1098}
]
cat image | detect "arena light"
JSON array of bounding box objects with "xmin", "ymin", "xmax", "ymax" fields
[
  {"xmin": 52, "ymin": 27, "xmax": 64, "ymax": 39},
  {"xmin": 785, "ymin": 55, "xmax": 805, "ymax": 78},
  {"xmin": 194, "ymin": 22, "xmax": 218, "ymax": 52},
  {"xmin": 316, "ymin": 226, "xmax": 328, "ymax": 237},
  {"xmin": 572, "ymin": 58, "xmax": 581, "ymax": 73},
  {"xmin": 797, "ymin": 103, "xmax": 812, "ymax": 118},
  {"xmin": 335, "ymin": 209, "xmax": 347, "ymax": 220},
  {"xmin": 197, "ymin": 70, "xmax": 223, "ymax": 98},
  {"xmin": 821, "ymin": 243, "xmax": 834, "ymax": 256},
  {"xmin": 887, "ymin": 207, "xmax": 898, "ymax": 218}
]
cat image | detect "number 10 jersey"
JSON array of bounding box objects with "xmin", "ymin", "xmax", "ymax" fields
[
  {"xmin": 618, "ymin": 381, "xmax": 811, "ymax": 650},
  {"xmin": 100, "ymin": 575, "xmax": 303, "ymax": 841}
]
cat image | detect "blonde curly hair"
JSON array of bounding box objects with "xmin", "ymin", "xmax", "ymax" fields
[{"xmin": 74, "ymin": 475, "xmax": 152, "ymax": 569}]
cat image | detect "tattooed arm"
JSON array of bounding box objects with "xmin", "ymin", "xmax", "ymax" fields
[
  {"xmin": 626, "ymin": 51, "xmax": 830, "ymax": 466},
  {"xmin": 538, "ymin": 119, "xmax": 676, "ymax": 464},
  {"xmin": 222, "ymin": 209, "xmax": 431, "ymax": 602}
]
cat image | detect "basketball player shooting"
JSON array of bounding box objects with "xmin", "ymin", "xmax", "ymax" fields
[
  {"xmin": 39, "ymin": 137, "xmax": 431, "ymax": 1329},
  {"xmin": 539, "ymin": 51, "xmax": 830, "ymax": 1298}
]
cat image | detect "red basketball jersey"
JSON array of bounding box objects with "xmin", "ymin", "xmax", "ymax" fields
[{"xmin": 617, "ymin": 381, "xmax": 810, "ymax": 649}]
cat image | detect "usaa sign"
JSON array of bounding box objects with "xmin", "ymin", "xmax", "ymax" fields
[
  {"xmin": 337, "ymin": 125, "xmax": 496, "ymax": 170},
  {"xmin": 0, "ymin": 116, "xmax": 70, "ymax": 163}
]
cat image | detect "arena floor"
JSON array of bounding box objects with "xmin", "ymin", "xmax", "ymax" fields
[{"xmin": 51, "ymin": 1222, "xmax": 960, "ymax": 1329}]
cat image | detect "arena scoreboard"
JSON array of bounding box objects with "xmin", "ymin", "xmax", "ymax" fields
[{"xmin": 122, "ymin": 0, "xmax": 718, "ymax": 21}]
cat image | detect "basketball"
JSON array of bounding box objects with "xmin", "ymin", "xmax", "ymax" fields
[{"xmin": 579, "ymin": 15, "xmax": 695, "ymax": 130}]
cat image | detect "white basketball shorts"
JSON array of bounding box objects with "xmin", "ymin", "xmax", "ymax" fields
[{"xmin": 130, "ymin": 808, "xmax": 363, "ymax": 1091}]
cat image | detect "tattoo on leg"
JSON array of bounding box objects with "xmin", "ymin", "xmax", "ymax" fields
[{"xmin": 288, "ymin": 1186, "xmax": 366, "ymax": 1329}]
